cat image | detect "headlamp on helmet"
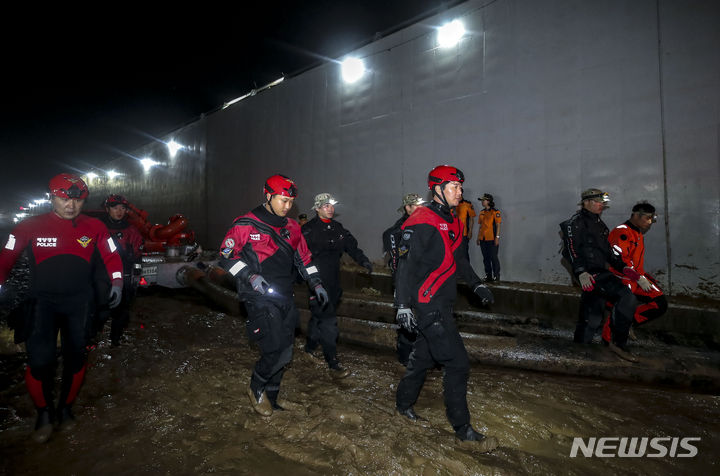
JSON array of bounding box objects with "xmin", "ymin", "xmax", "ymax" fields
[
  {"xmin": 581, "ymin": 189, "xmax": 610, "ymax": 203},
  {"xmin": 313, "ymin": 193, "xmax": 338, "ymax": 210},
  {"xmin": 104, "ymin": 194, "xmax": 129, "ymax": 208},
  {"xmin": 49, "ymin": 173, "xmax": 89, "ymax": 200}
]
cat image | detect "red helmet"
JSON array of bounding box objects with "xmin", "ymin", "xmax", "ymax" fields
[
  {"xmin": 264, "ymin": 174, "xmax": 298, "ymax": 197},
  {"xmin": 49, "ymin": 173, "xmax": 89, "ymax": 199},
  {"xmin": 104, "ymin": 194, "xmax": 129, "ymax": 208},
  {"xmin": 427, "ymin": 165, "xmax": 464, "ymax": 190}
]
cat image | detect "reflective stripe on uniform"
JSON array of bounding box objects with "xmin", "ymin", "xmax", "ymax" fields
[
  {"xmin": 112, "ymin": 271, "xmax": 122, "ymax": 279},
  {"xmin": 107, "ymin": 237, "xmax": 117, "ymax": 252},
  {"xmin": 5, "ymin": 234, "xmax": 15, "ymax": 250},
  {"xmin": 306, "ymin": 265, "xmax": 318, "ymax": 274},
  {"xmin": 229, "ymin": 260, "xmax": 247, "ymax": 276}
]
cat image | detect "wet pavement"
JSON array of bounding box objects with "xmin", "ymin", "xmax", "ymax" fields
[{"xmin": 1, "ymin": 288, "xmax": 719, "ymax": 475}]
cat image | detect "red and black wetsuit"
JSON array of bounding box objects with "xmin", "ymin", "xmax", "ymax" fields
[
  {"xmin": 101, "ymin": 215, "xmax": 144, "ymax": 344},
  {"xmin": 394, "ymin": 201, "xmax": 483, "ymax": 432},
  {"xmin": 0, "ymin": 212, "xmax": 122, "ymax": 414},
  {"xmin": 219, "ymin": 205, "xmax": 322, "ymax": 403}
]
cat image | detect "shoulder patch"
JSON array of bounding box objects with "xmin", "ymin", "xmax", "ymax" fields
[
  {"xmin": 496, "ymin": 212, "xmax": 501, "ymax": 218},
  {"xmin": 402, "ymin": 231, "xmax": 412, "ymax": 241},
  {"xmin": 224, "ymin": 238, "xmax": 235, "ymax": 248}
]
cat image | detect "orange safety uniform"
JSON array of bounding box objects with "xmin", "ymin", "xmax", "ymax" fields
[
  {"xmin": 602, "ymin": 220, "xmax": 667, "ymax": 342},
  {"xmin": 477, "ymin": 208, "xmax": 501, "ymax": 241},
  {"xmin": 455, "ymin": 201, "xmax": 476, "ymax": 238}
]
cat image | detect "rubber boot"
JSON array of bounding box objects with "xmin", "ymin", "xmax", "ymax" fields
[
  {"xmin": 266, "ymin": 389, "xmax": 284, "ymax": 411},
  {"xmin": 32, "ymin": 407, "xmax": 54, "ymax": 444},
  {"xmin": 608, "ymin": 342, "xmax": 638, "ymax": 363},
  {"xmin": 57, "ymin": 405, "xmax": 77, "ymax": 431},
  {"xmin": 455, "ymin": 424, "xmax": 499, "ymax": 452},
  {"xmin": 246, "ymin": 385, "xmax": 272, "ymax": 416},
  {"xmin": 395, "ymin": 406, "xmax": 427, "ymax": 423},
  {"xmin": 329, "ymin": 360, "xmax": 350, "ymax": 379}
]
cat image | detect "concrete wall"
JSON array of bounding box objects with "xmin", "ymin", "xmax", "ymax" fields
[
  {"xmin": 88, "ymin": 120, "xmax": 210, "ymax": 245},
  {"xmin": 98, "ymin": 0, "xmax": 719, "ymax": 298}
]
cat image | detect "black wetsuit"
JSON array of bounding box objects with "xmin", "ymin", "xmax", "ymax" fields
[
  {"xmin": 302, "ymin": 216, "xmax": 370, "ymax": 367},
  {"xmin": 394, "ymin": 201, "xmax": 483, "ymax": 432},
  {"xmin": 562, "ymin": 208, "xmax": 637, "ymax": 346},
  {"xmin": 382, "ymin": 213, "xmax": 416, "ymax": 365}
]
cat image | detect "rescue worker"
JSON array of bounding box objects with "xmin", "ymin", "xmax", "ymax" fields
[
  {"xmin": 302, "ymin": 193, "xmax": 372, "ymax": 378},
  {"xmin": 100, "ymin": 194, "xmax": 144, "ymax": 346},
  {"xmin": 455, "ymin": 196, "xmax": 475, "ymax": 261},
  {"xmin": 382, "ymin": 193, "xmax": 425, "ymax": 366},
  {"xmin": 561, "ymin": 188, "xmax": 642, "ymax": 362},
  {"xmin": 219, "ymin": 174, "xmax": 329, "ymax": 416},
  {"xmin": 0, "ymin": 173, "xmax": 123, "ymax": 443},
  {"xmin": 476, "ymin": 193, "xmax": 501, "ymax": 281},
  {"xmin": 394, "ymin": 165, "xmax": 498, "ymax": 450},
  {"xmin": 382, "ymin": 193, "xmax": 425, "ymax": 275},
  {"xmin": 602, "ymin": 202, "xmax": 667, "ymax": 343}
]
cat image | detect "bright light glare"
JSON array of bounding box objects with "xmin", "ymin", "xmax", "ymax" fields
[
  {"xmin": 141, "ymin": 158, "xmax": 159, "ymax": 172},
  {"xmin": 341, "ymin": 57, "xmax": 365, "ymax": 83},
  {"xmin": 86, "ymin": 172, "xmax": 98, "ymax": 180},
  {"xmin": 107, "ymin": 170, "xmax": 121, "ymax": 179},
  {"xmin": 167, "ymin": 140, "xmax": 184, "ymax": 158},
  {"xmin": 437, "ymin": 19, "xmax": 466, "ymax": 48}
]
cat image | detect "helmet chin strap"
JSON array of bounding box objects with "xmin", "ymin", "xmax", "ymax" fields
[
  {"xmin": 266, "ymin": 196, "xmax": 280, "ymax": 216},
  {"xmin": 433, "ymin": 183, "xmax": 450, "ymax": 209}
]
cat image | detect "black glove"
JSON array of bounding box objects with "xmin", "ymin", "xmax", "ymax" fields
[
  {"xmin": 108, "ymin": 284, "xmax": 123, "ymax": 309},
  {"xmin": 314, "ymin": 284, "xmax": 329, "ymax": 309},
  {"xmin": 248, "ymin": 274, "xmax": 270, "ymax": 295},
  {"xmin": 362, "ymin": 261, "xmax": 373, "ymax": 274},
  {"xmin": 396, "ymin": 307, "xmax": 417, "ymax": 332},
  {"xmin": 472, "ymin": 284, "xmax": 494, "ymax": 305}
]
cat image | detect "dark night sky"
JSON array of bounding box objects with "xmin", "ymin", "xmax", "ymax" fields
[{"xmin": 1, "ymin": 1, "xmax": 464, "ymax": 212}]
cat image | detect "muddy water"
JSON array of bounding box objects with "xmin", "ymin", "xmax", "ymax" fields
[{"xmin": 1, "ymin": 289, "xmax": 718, "ymax": 475}]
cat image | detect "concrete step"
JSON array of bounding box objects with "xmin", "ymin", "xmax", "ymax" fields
[
  {"xmin": 332, "ymin": 268, "xmax": 720, "ymax": 349},
  {"xmin": 297, "ymin": 308, "xmax": 720, "ymax": 394},
  {"xmin": 293, "ymin": 269, "xmax": 720, "ymax": 393}
]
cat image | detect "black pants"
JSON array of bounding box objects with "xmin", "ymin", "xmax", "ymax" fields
[
  {"xmin": 479, "ymin": 240, "xmax": 500, "ymax": 279},
  {"xmin": 574, "ymin": 271, "xmax": 637, "ymax": 347},
  {"xmin": 110, "ymin": 284, "xmax": 137, "ymax": 343},
  {"xmin": 245, "ymin": 297, "xmax": 298, "ymax": 396},
  {"xmin": 306, "ymin": 285, "xmax": 342, "ymax": 367},
  {"xmin": 396, "ymin": 305, "xmax": 471, "ymax": 431},
  {"xmin": 25, "ymin": 292, "xmax": 92, "ymax": 410}
]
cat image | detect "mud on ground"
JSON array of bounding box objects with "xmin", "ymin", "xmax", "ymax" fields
[{"xmin": 1, "ymin": 288, "xmax": 718, "ymax": 475}]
